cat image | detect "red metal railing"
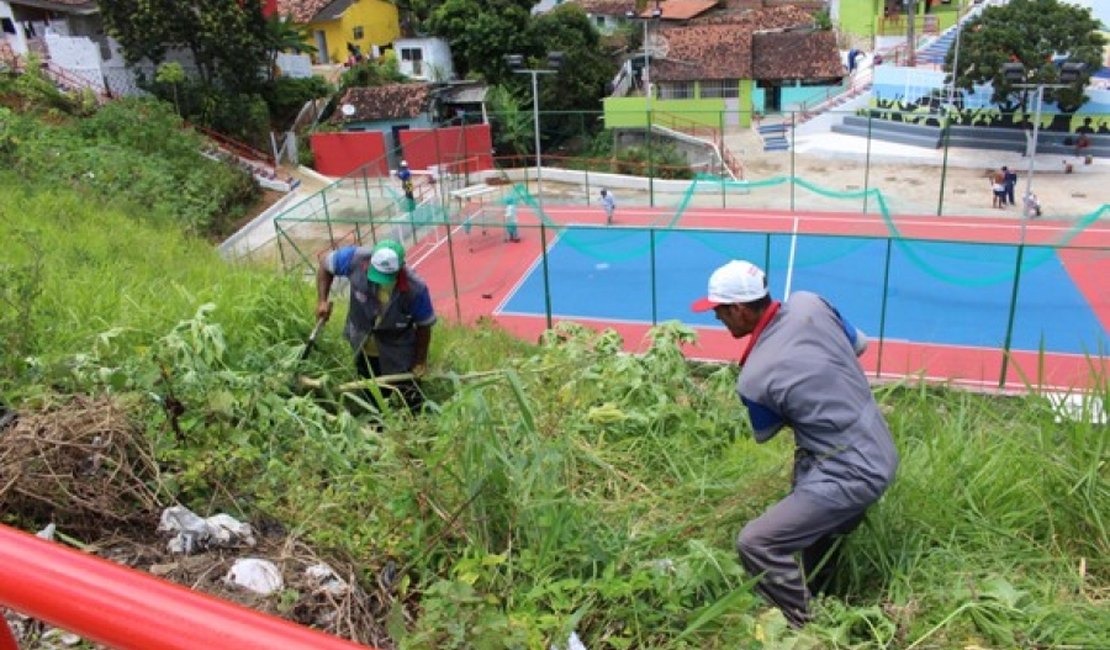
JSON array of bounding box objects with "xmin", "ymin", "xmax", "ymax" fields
[
  {"xmin": 0, "ymin": 524, "xmax": 375, "ymax": 650},
  {"xmin": 191, "ymin": 122, "xmax": 276, "ymax": 168}
]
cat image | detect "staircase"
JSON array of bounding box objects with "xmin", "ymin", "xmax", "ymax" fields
[
  {"xmin": 757, "ymin": 121, "xmax": 790, "ymax": 152},
  {"xmin": 917, "ymin": 25, "xmax": 958, "ymax": 65},
  {"xmin": 914, "ymin": 2, "xmax": 991, "ymax": 67}
]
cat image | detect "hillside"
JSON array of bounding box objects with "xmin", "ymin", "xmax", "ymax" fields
[{"xmin": 1, "ymin": 71, "xmax": 1107, "ymax": 650}]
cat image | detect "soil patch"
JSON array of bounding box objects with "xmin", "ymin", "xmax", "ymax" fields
[{"xmin": 0, "ymin": 396, "xmax": 396, "ymax": 649}]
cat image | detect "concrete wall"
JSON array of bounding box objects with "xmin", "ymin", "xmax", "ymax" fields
[{"xmin": 394, "ymin": 37, "xmax": 454, "ymax": 82}]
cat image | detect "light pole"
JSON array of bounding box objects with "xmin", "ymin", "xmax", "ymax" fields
[
  {"xmin": 626, "ymin": 1, "xmax": 663, "ymax": 115},
  {"xmin": 947, "ymin": 8, "xmax": 963, "ymax": 106},
  {"xmin": 904, "ymin": 0, "xmax": 916, "ymax": 68},
  {"xmin": 505, "ymin": 52, "xmax": 564, "ymax": 329},
  {"xmin": 997, "ymin": 60, "xmax": 1085, "ymax": 386},
  {"xmin": 1001, "ymin": 61, "xmax": 1086, "ymax": 224}
]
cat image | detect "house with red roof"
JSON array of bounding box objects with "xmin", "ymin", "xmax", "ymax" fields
[{"xmin": 604, "ymin": 4, "xmax": 844, "ymax": 129}]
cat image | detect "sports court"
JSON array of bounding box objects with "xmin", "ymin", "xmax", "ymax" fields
[{"xmin": 410, "ymin": 200, "xmax": 1109, "ymax": 391}]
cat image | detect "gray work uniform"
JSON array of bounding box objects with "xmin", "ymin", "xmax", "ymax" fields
[
  {"xmin": 323, "ymin": 246, "xmax": 436, "ymax": 375},
  {"xmin": 735, "ymin": 291, "xmax": 899, "ymax": 627}
]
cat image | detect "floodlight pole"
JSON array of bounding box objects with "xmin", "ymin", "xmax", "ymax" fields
[
  {"xmin": 997, "ymin": 60, "xmax": 1084, "ymax": 387},
  {"xmin": 948, "ymin": 11, "xmax": 962, "ymax": 105},
  {"xmin": 626, "ymin": 3, "xmax": 663, "ymax": 119},
  {"xmin": 508, "ymin": 54, "xmax": 562, "ymax": 330}
]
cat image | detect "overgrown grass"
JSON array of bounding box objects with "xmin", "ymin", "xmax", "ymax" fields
[{"xmin": 1, "ymin": 108, "xmax": 1107, "ymax": 648}]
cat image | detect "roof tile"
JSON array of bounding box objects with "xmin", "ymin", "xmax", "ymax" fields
[
  {"xmin": 572, "ymin": 0, "xmax": 638, "ymax": 17},
  {"xmin": 752, "ymin": 30, "xmax": 844, "ymax": 80},
  {"xmin": 334, "ymin": 83, "xmax": 434, "ymax": 123},
  {"xmin": 651, "ymin": 25, "xmax": 753, "ymax": 81},
  {"xmin": 274, "ymin": 0, "xmax": 334, "ymax": 23}
]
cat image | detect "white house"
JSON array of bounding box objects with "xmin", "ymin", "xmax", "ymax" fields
[{"xmin": 393, "ymin": 36, "xmax": 455, "ymax": 82}]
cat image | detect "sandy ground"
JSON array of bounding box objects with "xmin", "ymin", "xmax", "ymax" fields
[{"xmin": 723, "ymin": 127, "xmax": 1108, "ymax": 220}]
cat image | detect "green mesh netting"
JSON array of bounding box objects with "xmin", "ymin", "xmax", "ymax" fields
[
  {"xmin": 273, "ymin": 169, "xmax": 1107, "ymax": 288},
  {"xmin": 492, "ymin": 174, "xmax": 1108, "ymax": 286}
]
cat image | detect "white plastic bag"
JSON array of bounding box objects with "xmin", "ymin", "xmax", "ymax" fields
[{"xmin": 224, "ymin": 558, "xmax": 284, "ymax": 596}]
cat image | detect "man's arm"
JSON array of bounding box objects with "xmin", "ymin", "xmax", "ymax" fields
[
  {"xmin": 315, "ymin": 246, "xmax": 361, "ymax": 321},
  {"xmin": 315, "ymin": 262, "xmax": 334, "ymax": 321}
]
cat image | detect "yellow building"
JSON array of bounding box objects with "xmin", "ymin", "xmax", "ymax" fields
[{"xmin": 276, "ymin": 0, "xmax": 400, "ymax": 64}]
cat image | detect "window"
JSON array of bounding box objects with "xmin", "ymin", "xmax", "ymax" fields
[
  {"xmin": 401, "ymin": 47, "xmax": 423, "ymax": 76},
  {"xmin": 659, "ymin": 81, "xmax": 693, "ymax": 100},
  {"xmin": 595, "ymin": 16, "xmax": 605, "ymax": 27},
  {"xmin": 352, "ymin": 26, "xmax": 364, "ymax": 40},
  {"xmin": 699, "ymin": 79, "xmax": 739, "ymax": 99}
]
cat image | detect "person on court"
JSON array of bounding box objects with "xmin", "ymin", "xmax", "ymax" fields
[
  {"xmin": 691, "ymin": 260, "xmax": 899, "ymax": 627},
  {"xmin": 599, "ymin": 188, "xmax": 616, "ymax": 225}
]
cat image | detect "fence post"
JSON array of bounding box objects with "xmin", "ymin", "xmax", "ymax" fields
[
  {"xmin": 719, "ymin": 109, "xmax": 727, "ymax": 208},
  {"xmin": 443, "ymin": 200, "xmax": 463, "ymax": 321},
  {"xmin": 998, "ymin": 244, "xmax": 1027, "ymax": 388},
  {"xmin": 540, "ymin": 221, "xmax": 554, "ymax": 330},
  {"xmin": 321, "ymin": 187, "xmax": 335, "ymax": 247},
  {"xmin": 864, "ymin": 111, "xmax": 873, "ymax": 213},
  {"xmin": 648, "ymin": 111, "xmax": 655, "ymax": 207},
  {"xmin": 876, "ymin": 237, "xmax": 893, "ymax": 379},
  {"xmin": 790, "ymin": 111, "xmax": 796, "ymax": 212},
  {"xmin": 585, "ymin": 166, "xmax": 591, "ymax": 206},
  {"xmin": 650, "ymin": 228, "xmax": 658, "ymax": 325},
  {"xmin": 362, "ymin": 167, "xmax": 375, "ymax": 234},
  {"xmin": 937, "ymin": 114, "xmax": 951, "ymax": 216},
  {"xmin": 276, "ymin": 222, "xmax": 288, "ymax": 271}
]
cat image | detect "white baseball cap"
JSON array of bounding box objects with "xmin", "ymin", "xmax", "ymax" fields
[
  {"xmin": 368, "ymin": 244, "xmax": 402, "ymax": 284},
  {"xmin": 691, "ymin": 260, "xmax": 768, "ymax": 312}
]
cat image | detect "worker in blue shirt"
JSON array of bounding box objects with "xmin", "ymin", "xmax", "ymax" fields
[{"xmin": 316, "ymin": 239, "xmax": 435, "ymax": 410}]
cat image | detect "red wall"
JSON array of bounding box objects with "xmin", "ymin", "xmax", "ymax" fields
[
  {"xmin": 310, "ymin": 132, "xmax": 388, "ymax": 177},
  {"xmin": 399, "ymin": 125, "xmax": 494, "ymax": 175}
]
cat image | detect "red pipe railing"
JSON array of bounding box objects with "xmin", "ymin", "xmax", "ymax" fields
[{"xmin": 0, "ymin": 524, "xmax": 376, "ymax": 650}]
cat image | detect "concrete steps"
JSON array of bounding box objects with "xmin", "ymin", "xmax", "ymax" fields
[{"xmin": 831, "ymin": 115, "xmax": 943, "ymax": 148}]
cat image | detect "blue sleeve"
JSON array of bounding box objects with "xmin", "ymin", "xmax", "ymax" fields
[
  {"xmin": 411, "ymin": 287, "xmax": 436, "ymax": 326},
  {"xmin": 326, "ymin": 246, "xmax": 359, "ymax": 277},
  {"xmin": 741, "ymin": 395, "xmax": 785, "ymax": 443},
  {"xmin": 825, "ymin": 300, "xmax": 868, "ymax": 357}
]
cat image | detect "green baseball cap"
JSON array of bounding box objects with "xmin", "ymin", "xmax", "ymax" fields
[{"xmin": 367, "ymin": 239, "xmax": 405, "ymax": 284}]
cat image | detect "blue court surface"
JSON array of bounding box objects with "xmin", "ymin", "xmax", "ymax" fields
[{"xmin": 500, "ymin": 229, "xmax": 1109, "ymax": 355}]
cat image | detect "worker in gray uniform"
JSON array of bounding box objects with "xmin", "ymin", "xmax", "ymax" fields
[
  {"xmin": 316, "ymin": 239, "xmax": 436, "ymax": 410},
  {"xmin": 692, "ymin": 260, "xmax": 899, "ymax": 627}
]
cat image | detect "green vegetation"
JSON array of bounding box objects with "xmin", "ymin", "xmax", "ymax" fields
[
  {"xmin": 0, "ymin": 68, "xmax": 257, "ymax": 237},
  {"xmin": 2, "ymin": 77, "xmax": 1107, "ymax": 650},
  {"xmin": 950, "ymin": 0, "xmax": 1106, "ymax": 110}
]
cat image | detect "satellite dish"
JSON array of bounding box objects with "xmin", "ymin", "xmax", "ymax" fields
[{"xmin": 341, "ymin": 103, "xmax": 356, "ymax": 117}]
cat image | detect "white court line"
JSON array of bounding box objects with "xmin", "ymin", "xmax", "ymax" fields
[{"xmin": 493, "ymin": 229, "xmax": 563, "ymax": 314}]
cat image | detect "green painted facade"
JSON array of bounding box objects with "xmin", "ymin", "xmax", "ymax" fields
[{"xmin": 603, "ymin": 79, "xmax": 756, "ymax": 130}]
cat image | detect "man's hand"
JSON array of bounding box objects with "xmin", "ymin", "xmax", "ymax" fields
[
  {"xmin": 411, "ymin": 363, "xmax": 427, "ymax": 379},
  {"xmin": 315, "ymin": 300, "xmax": 333, "ymax": 322}
]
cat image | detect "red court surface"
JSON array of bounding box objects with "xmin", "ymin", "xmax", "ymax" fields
[{"xmin": 410, "ymin": 205, "xmax": 1109, "ymax": 392}]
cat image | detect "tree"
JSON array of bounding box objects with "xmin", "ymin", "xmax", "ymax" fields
[
  {"xmin": 485, "ymin": 84, "xmax": 532, "ymax": 156},
  {"xmin": 520, "ymin": 5, "xmax": 618, "ymax": 147},
  {"xmin": 946, "ymin": 0, "xmax": 1106, "ymax": 111},
  {"xmin": 522, "ymin": 5, "xmax": 617, "ymax": 113},
  {"xmin": 99, "ymin": 0, "xmax": 271, "ymax": 93},
  {"xmin": 264, "ymin": 15, "xmax": 316, "ymax": 81},
  {"xmin": 426, "ymin": 0, "xmax": 535, "ymax": 81}
]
